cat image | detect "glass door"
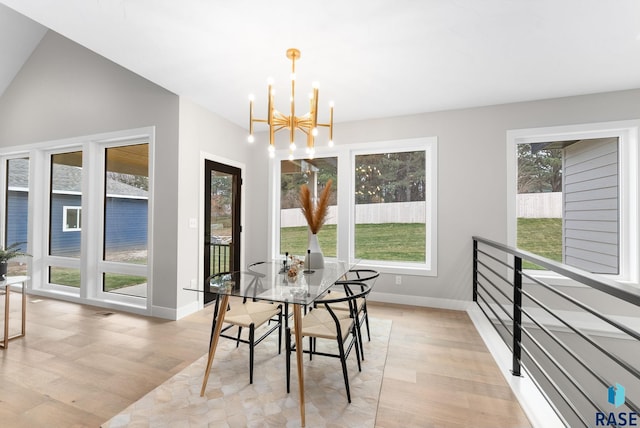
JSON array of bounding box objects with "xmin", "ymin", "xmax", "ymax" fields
[{"xmin": 204, "ymin": 160, "xmax": 241, "ymax": 304}]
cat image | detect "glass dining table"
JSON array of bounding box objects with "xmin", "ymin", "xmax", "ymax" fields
[{"xmin": 199, "ymin": 258, "xmax": 356, "ymax": 427}]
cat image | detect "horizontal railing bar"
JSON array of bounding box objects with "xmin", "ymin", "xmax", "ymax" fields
[
  {"xmin": 476, "ymin": 258, "xmax": 513, "ymax": 293},
  {"xmin": 521, "ymin": 307, "xmax": 640, "ymax": 414},
  {"xmin": 474, "ymin": 236, "xmax": 640, "ymax": 307},
  {"xmin": 478, "ymin": 281, "xmax": 513, "ymax": 321},
  {"xmin": 476, "ymin": 293, "xmax": 514, "ymax": 347},
  {"xmin": 521, "ymin": 289, "xmax": 640, "ymax": 384},
  {"xmin": 521, "ymin": 269, "xmax": 640, "ymax": 342},
  {"xmin": 475, "ymin": 247, "xmax": 514, "ymax": 271},
  {"xmin": 520, "ymin": 327, "xmax": 605, "ymax": 414},
  {"xmin": 520, "ymin": 344, "xmax": 589, "ymax": 427},
  {"xmin": 477, "ymin": 271, "xmax": 514, "ymax": 307},
  {"xmin": 520, "ymin": 307, "xmax": 610, "ymax": 389}
]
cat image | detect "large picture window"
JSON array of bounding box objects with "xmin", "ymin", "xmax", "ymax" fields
[
  {"xmin": 279, "ymin": 157, "xmax": 337, "ymax": 257},
  {"xmin": 508, "ymin": 121, "xmax": 638, "ymax": 283},
  {"xmin": 272, "ymin": 137, "xmax": 437, "ymax": 276},
  {"xmin": 354, "ymin": 151, "xmax": 426, "ymax": 263}
]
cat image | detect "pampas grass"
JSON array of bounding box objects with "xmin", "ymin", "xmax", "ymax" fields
[{"xmin": 299, "ymin": 179, "xmax": 333, "ymax": 234}]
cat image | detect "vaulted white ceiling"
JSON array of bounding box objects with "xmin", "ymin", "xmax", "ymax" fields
[{"xmin": 1, "ymin": 0, "xmax": 640, "ymax": 129}]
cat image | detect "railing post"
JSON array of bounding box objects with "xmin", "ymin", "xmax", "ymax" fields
[
  {"xmin": 512, "ymin": 255, "xmax": 522, "ymax": 377},
  {"xmin": 473, "ymin": 239, "xmax": 478, "ymax": 302}
]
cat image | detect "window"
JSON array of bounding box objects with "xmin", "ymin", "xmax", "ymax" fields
[
  {"xmin": 3, "ymin": 157, "xmax": 30, "ymax": 277},
  {"xmin": 102, "ymin": 143, "xmax": 149, "ymax": 298},
  {"xmin": 271, "ymin": 137, "xmax": 437, "ymax": 276},
  {"xmin": 354, "ymin": 150, "xmax": 426, "ymax": 263},
  {"xmin": 63, "ymin": 206, "xmax": 81, "ymax": 231},
  {"xmin": 50, "ymin": 151, "xmax": 83, "ymax": 258},
  {"xmin": 279, "ymin": 157, "xmax": 337, "ymax": 257},
  {"xmin": 507, "ymin": 121, "xmax": 638, "ymax": 283},
  {"xmin": 0, "ymin": 128, "xmax": 156, "ymax": 312}
]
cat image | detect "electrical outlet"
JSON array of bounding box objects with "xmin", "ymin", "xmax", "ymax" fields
[{"xmin": 395, "ymin": 275, "xmax": 402, "ymax": 285}]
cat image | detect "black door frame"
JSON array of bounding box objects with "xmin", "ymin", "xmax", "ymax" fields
[{"xmin": 204, "ymin": 159, "xmax": 241, "ymax": 304}]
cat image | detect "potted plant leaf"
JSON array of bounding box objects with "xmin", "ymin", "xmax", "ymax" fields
[{"xmin": 0, "ymin": 242, "xmax": 29, "ymax": 280}]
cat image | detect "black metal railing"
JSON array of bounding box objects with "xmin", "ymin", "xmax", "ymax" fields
[
  {"xmin": 210, "ymin": 242, "xmax": 230, "ymax": 275},
  {"xmin": 473, "ymin": 236, "xmax": 640, "ymax": 427}
]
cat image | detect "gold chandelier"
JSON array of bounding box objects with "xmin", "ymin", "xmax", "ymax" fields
[{"xmin": 248, "ymin": 48, "xmax": 334, "ymax": 160}]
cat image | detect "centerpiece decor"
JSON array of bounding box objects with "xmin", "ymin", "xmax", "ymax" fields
[{"xmin": 299, "ymin": 179, "xmax": 332, "ymax": 269}]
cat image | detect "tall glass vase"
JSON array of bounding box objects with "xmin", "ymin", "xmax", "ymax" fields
[{"xmin": 305, "ymin": 233, "xmax": 324, "ymax": 269}]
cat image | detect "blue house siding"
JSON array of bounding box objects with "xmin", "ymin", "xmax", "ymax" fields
[
  {"xmin": 105, "ymin": 197, "xmax": 148, "ymax": 251},
  {"xmin": 50, "ymin": 193, "xmax": 82, "ymax": 255},
  {"xmin": 8, "ymin": 191, "xmax": 147, "ymax": 255},
  {"xmin": 6, "ymin": 190, "xmax": 28, "ymax": 251}
]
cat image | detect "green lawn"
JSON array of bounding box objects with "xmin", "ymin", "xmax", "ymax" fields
[
  {"xmin": 280, "ymin": 223, "xmax": 426, "ymax": 261},
  {"xmin": 49, "ymin": 267, "xmax": 146, "ymax": 291},
  {"xmin": 46, "ymin": 219, "xmax": 559, "ymax": 286},
  {"xmin": 517, "ymin": 218, "xmax": 562, "ymax": 269}
]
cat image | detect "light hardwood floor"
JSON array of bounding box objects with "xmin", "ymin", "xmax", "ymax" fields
[{"xmin": 0, "ymin": 294, "xmax": 532, "ymax": 427}]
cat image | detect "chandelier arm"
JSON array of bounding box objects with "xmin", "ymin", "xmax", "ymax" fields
[
  {"xmin": 249, "ymin": 98, "xmax": 254, "ymax": 136},
  {"xmin": 289, "ymin": 50, "xmax": 297, "ymax": 145}
]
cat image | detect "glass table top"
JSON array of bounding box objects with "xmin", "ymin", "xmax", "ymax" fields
[{"xmin": 206, "ymin": 259, "xmax": 356, "ymax": 306}]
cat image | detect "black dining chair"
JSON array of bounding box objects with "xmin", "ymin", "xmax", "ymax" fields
[
  {"xmin": 319, "ymin": 269, "xmax": 379, "ymax": 358},
  {"xmin": 285, "ymin": 281, "xmax": 371, "ymax": 403},
  {"xmin": 207, "ymin": 272, "xmax": 283, "ymax": 384}
]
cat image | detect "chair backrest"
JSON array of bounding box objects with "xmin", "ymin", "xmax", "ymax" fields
[
  {"xmin": 317, "ymin": 281, "xmax": 371, "ymax": 320},
  {"xmin": 337, "ymin": 269, "xmax": 379, "ymax": 286}
]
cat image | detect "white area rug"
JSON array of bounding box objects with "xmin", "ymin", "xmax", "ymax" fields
[{"xmin": 102, "ymin": 317, "xmax": 392, "ymax": 427}]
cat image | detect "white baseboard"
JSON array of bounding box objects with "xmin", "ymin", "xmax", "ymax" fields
[
  {"xmin": 174, "ymin": 300, "xmax": 202, "ymax": 320},
  {"xmin": 369, "ymin": 291, "xmax": 473, "ymax": 311},
  {"xmin": 467, "ymin": 305, "xmax": 565, "ymax": 428}
]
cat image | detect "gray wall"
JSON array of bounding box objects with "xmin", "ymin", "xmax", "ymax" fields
[
  {"xmin": 0, "ymin": 31, "xmax": 181, "ymax": 313},
  {"xmin": 246, "ymin": 89, "xmax": 640, "ymax": 306}
]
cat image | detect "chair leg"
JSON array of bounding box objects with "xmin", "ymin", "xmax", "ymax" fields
[
  {"xmin": 337, "ymin": 337, "xmax": 351, "ymax": 403},
  {"xmin": 353, "ymin": 325, "xmax": 362, "ymax": 372},
  {"xmin": 249, "ymin": 324, "xmax": 255, "ymax": 384},
  {"xmin": 363, "ymin": 303, "xmax": 371, "ymax": 341},
  {"xmin": 277, "ymin": 309, "xmax": 283, "ymax": 354},
  {"xmin": 285, "ymin": 327, "xmax": 291, "ymax": 393},
  {"xmin": 236, "ymin": 326, "xmax": 242, "ymax": 348},
  {"xmin": 354, "ymin": 310, "xmax": 365, "ymax": 360}
]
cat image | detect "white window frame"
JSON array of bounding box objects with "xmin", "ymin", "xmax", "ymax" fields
[
  {"xmin": 95, "ymin": 137, "xmax": 151, "ymax": 305},
  {"xmin": 62, "ymin": 206, "xmax": 82, "ymax": 231},
  {"xmin": 268, "ymin": 137, "xmax": 438, "ymax": 277},
  {"xmin": 506, "ymin": 120, "xmax": 639, "ymax": 285},
  {"xmin": 0, "ymin": 127, "xmax": 154, "ymax": 314}
]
